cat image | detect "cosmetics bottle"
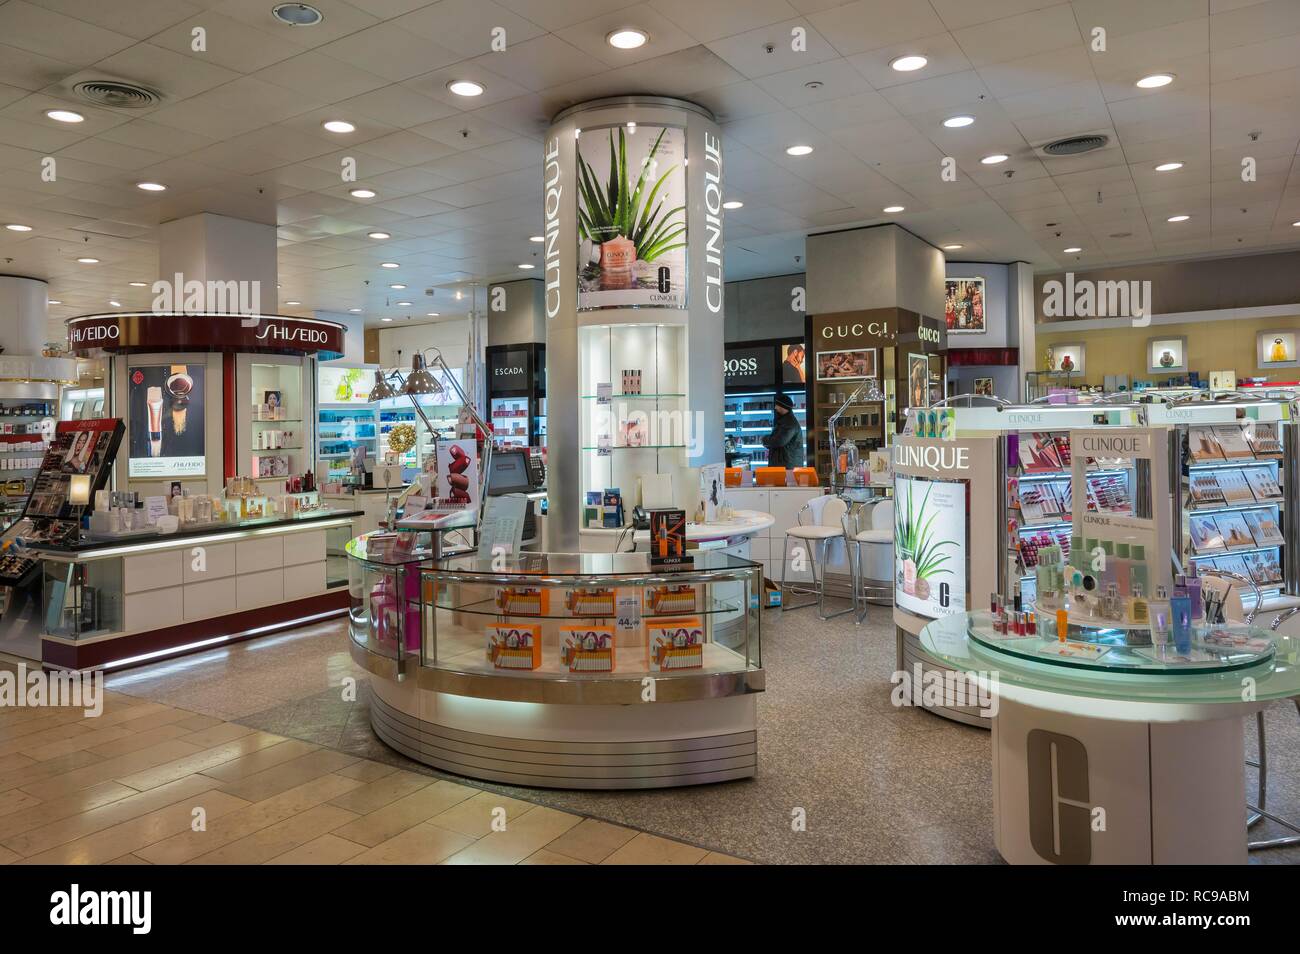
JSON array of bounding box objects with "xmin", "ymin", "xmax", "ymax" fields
[
  {"xmin": 1186, "ymin": 574, "xmax": 1203, "ymax": 625},
  {"xmin": 146, "ymin": 387, "xmax": 164, "ymax": 458},
  {"xmin": 1114, "ymin": 542, "xmax": 1131, "ymax": 596},
  {"xmin": 1100, "ymin": 539, "xmax": 1116, "ymax": 588},
  {"xmin": 1027, "ymin": 612, "xmax": 1037, "ymax": 637},
  {"xmin": 1129, "ymin": 584, "xmax": 1150, "ymax": 626},
  {"xmin": 990, "ymin": 592, "xmax": 1000, "ymax": 616},
  {"xmin": 1056, "ymin": 608, "xmax": 1068, "ymax": 643},
  {"xmin": 1170, "ymin": 589, "xmax": 1193, "ymax": 653},
  {"xmin": 1012, "ymin": 580, "xmax": 1022, "ymax": 614}
]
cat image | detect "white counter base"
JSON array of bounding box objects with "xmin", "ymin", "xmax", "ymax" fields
[
  {"xmin": 369, "ymin": 674, "xmax": 758, "ymax": 789},
  {"xmin": 993, "ymin": 695, "xmax": 1250, "ymax": 864}
]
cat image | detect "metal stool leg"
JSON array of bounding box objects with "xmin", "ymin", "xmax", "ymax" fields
[
  {"xmin": 1248, "ymin": 700, "xmax": 1300, "ymax": 851},
  {"xmin": 814, "ymin": 537, "xmax": 852, "ymax": 621},
  {"xmin": 780, "ymin": 536, "xmax": 818, "ymax": 612}
]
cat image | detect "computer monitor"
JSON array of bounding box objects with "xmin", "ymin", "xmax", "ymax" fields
[{"xmin": 487, "ymin": 449, "xmax": 533, "ymax": 495}]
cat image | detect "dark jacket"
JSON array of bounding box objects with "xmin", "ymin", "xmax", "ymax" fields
[{"xmin": 762, "ymin": 410, "xmax": 805, "ymax": 467}]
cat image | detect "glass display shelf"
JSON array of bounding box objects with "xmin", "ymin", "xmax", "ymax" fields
[
  {"xmin": 580, "ymin": 393, "xmax": 686, "ymax": 400},
  {"xmin": 920, "ymin": 611, "xmax": 1300, "ymax": 706}
]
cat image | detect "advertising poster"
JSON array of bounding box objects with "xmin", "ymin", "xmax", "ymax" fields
[
  {"xmin": 945, "ymin": 278, "xmax": 985, "ymax": 333},
  {"xmin": 908, "ymin": 353, "xmax": 929, "ymax": 408},
  {"xmin": 435, "ymin": 438, "xmax": 478, "ymax": 508},
  {"xmin": 816, "ymin": 348, "xmax": 876, "ymax": 381},
  {"xmin": 577, "ymin": 124, "xmax": 686, "ymax": 310},
  {"xmin": 318, "ymin": 366, "xmax": 372, "ymax": 404},
  {"xmin": 894, "ymin": 476, "xmax": 966, "ymax": 619},
  {"xmin": 127, "ymin": 365, "xmax": 205, "ymax": 478},
  {"xmin": 781, "ymin": 342, "xmax": 806, "ymax": 384},
  {"xmin": 1257, "ymin": 330, "xmax": 1298, "ymax": 368}
]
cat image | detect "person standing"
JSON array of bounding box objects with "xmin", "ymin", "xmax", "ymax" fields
[{"xmin": 762, "ymin": 394, "xmax": 805, "ymax": 467}]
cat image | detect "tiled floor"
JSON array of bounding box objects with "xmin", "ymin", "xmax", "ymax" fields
[
  {"xmin": 0, "ymin": 679, "xmax": 748, "ymax": 865},
  {"xmin": 6, "ymin": 605, "xmax": 1299, "ymax": 864}
]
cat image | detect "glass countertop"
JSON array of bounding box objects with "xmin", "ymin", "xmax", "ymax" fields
[
  {"xmin": 429, "ymin": 550, "xmax": 759, "ymax": 580},
  {"xmin": 919, "ymin": 611, "xmax": 1300, "ymax": 707}
]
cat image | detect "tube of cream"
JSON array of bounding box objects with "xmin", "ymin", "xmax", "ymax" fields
[{"xmin": 147, "ymin": 386, "xmax": 164, "ymax": 458}]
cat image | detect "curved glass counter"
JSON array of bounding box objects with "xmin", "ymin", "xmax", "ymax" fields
[
  {"xmin": 347, "ymin": 542, "xmax": 764, "ymax": 704},
  {"xmin": 920, "ymin": 611, "xmax": 1300, "ymax": 708}
]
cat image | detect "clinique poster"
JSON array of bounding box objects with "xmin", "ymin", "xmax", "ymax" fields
[
  {"xmin": 576, "ymin": 124, "xmax": 686, "ymax": 310},
  {"xmin": 127, "ymin": 365, "xmax": 206, "ymax": 478}
]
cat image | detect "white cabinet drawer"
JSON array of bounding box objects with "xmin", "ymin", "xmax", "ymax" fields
[
  {"xmin": 237, "ymin": 570, "xmax": 283, "ymax": 610},
  {"xmin": 282, "ymin": 529, "xmax": 326, "ymax": 566},
  {"xmin": 236, "ymin": 537, "xmax": 284, "ymax": 574},
  {"xmin": 125, "ymin": 589, "xmax": 183, "ymax": 632},
  {"xmin": 183, "ymin": 542, "xmax": 236, "ymax": 582},
  {"xmin": 184, "ymin": 578, "xmax": 234, "ymax": 622},
  {"xmin": 124, "ymin": 550, "xmax": 182, "ymax": 594},
  {"xmin": 725, "ymin": 488, "xmax": 769, "ymax": 512},
  {"xmin": 284, "ymin": 561, "xmax": 326, "ymax": 600}
]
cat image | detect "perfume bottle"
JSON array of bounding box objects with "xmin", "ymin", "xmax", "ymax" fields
[{"xmin": 1129, "ymin": 584, "xmax": 1149, "ymax": 626}]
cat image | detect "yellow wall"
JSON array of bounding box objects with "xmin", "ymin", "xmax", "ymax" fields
[{"xmin": 1036, "ymin": 315, "xmax": 1300, "ymax": 384}]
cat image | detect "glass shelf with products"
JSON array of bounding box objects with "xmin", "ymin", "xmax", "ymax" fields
[
  {"xmin": 250, "ymin": 364, "xmax": 305, "ymax": 482},
  {"xmin": 376, "ymin": 399, "xmax": 458, "ymax": 473},
  {"xmin": 318, "ymin": 406, "xmax": 378, "ymax": 479}
]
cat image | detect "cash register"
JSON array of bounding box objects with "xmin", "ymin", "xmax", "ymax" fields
[{"xmin": 485, "ymin": 449, "xmax": 543, "ymax": 545}]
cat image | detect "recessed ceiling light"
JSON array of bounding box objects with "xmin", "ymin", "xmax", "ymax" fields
[
  {"xmin": 381, "ymin": 316, "xmax": 393, "ymax": 322},
  {"xmin": 380, "ymin": 262, "xmax": 400, "ymax": 268},
  {"xmin": 285, "ymin": 300, "xmax": 301, "ymax": 305},
  {"xmin": 942, "ymin": 244, "xmax": 963, "ymax": 251},
  {"xmin": 108, "ymin": 300, "xmax": 121, "ymax": 307},
  {"xmin": 349, "ymin": 308, "xmax": 362, "ymax": 313},
  {"xmin": 447, "ymin": 80, "xmax": 484, "ymax": 97},
  {"xmin": 455, "ymin": 291, "xmax": 462, "ymax": 300},
  {"xmin": 322, "ymin": 120, "xmax": 355, "ymax": 134},
  {"xmin": 349, "ymin": 188, "xmax": 376, "ymax": 198},
  {"xmin": 786, "ymin": 144, "xmax": 813, "ymax": 156},
  {"xmin": 529, "ymin": 235, "xmax": 544, "ymax": 242},
  {"xmin": 45, "ymin": 109, "xmax": 84, "ymax": 123},
  {"xmin": 367, "ymin": 231, "xmax": 390, "ymax": 239},
  {"xmin": 518, "ymin": 263, "xmax": 534, "ymax": 269},
  {"xmin": 722, "ymin": 200, "xmax": 743, "ymax": 210},
  {"xmin": 77, "ymin": 257, "xmax": 98, "ymax": 264},
  {"xmin": 981, "ymin": 154, "xmax": 1009, "ymax": 165},
  {"xmin": 1154, "ymin": 161, "xmax": 1183, "ymax": 172},
  {"xmin": 1167, "ymin": 214, "xmax": 1190, "ymax": 222},
  {"xmin": 426, "ymin": 312, "xmax": 440, "ymax": 317},
  {"xmin": 272, "ymin": 3, "xmax": 323, "ymax": 27},
  {"xmin": 128, "ymin": 281, "xmax": 147, "ymax": 287},
  {"xmin": 890, "ymin": 54, "xmax": 928, "ymax": 72},
  {"xmin": 883, "ymin": 205, "xmax": 905, "ymax": 214},
  {"xmin": 1136, "ymin": 73, "xmax": 1174, "ymax": 89},
  {"xmin": 4, "ymin": 223, "xmax": 32, "ymax": 232},
  {"xmin": 607, "ymin": 28, "xmax": 648, "ymax": 50},
  {"xmin": 396, "ymin": 300, "xmax": 412, "ymax": 306},
  {"xmin": 47, "ymin": 299, "xmax": 61, "ymax": 305},
  {"xmin": 389, "ymin": 283, "xmax": 406, "ymax": 289},
  {"xmin": 943, "ymin": 115, "xmax": 975, "ymax": 128},
  {"xmin": 1293, "ymin": 221, "xmax": 1300, "ymax": 227},
  {"xmin": 1063, "ymin": 246, "xmax": 1083, "ymax": 254},
  {"xmin": 136, "ymin": 181, "xmax": 166, "ymax": 191}
]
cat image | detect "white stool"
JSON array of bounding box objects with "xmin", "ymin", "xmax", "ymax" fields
[
  {"xmin": 845, "ymin": 498, "xmax": 893, "ymax": 623},
  {"xmin": 780, "ymin": 495, "xmax": 851, "ymax": 619}
]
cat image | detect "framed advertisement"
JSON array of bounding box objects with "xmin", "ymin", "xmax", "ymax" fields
[
  {"xmin": 781, "ymin": 342, "xmax": 807, "ymax": 385},
  {"xmin": 945, "ymin": 277, "xmax": 985, "ymax": 334},
  {"xmin": 974, "ymin": 376, "xmax": 994, "ymax": 397},
  {"xmin": 815, "ymin": 348, "xmax": 876, "ymax": 381},
  {"xmin": 576, "ymin": 124, "xmax": 686, "ymax": 311},
  {"xmin": 1147, "ymin": 336, "xmax": 1187, "ymax": 374},
  {"xmin": 894, "ymin": 476, "xmax": 967, "ymax": 619},
  {"xmin": 318, "ymin": 367, "xmax": 372, "ymax": 404},
  {"xmin": 1046, "ymin": 343, "xmax": 1085, "ymax": 376},
  {"xmin": 1257, "ymin": 329, "xmax": 1299, "ymax": 369},
  {"xmin": 127, "ymin": 364, "xmax": 206, "ymax": 478},
  {"xmin": 908, "ymin": 353, "xmax": 929, "ymax": 408}
]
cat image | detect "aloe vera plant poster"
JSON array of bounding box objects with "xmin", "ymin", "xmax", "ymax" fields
[
  {"xmin": 894, "ymin": 475, "xmax": 966, "ymax": 619},
  {"xmin": 576, "ymin": 124, "xmax": 686, "ymax": 310}
]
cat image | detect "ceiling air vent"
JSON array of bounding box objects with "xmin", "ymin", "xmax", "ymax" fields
[
  {"xmin": 71, "ymin": 80, "xmax": 161, "ymax": 109},
  {"xmin": 1041, "ymin": 134, "xmax": 1109, "ymax": 156}
]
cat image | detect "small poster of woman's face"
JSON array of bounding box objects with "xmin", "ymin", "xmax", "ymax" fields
[{"xmin": 264, "ymin": 390, "xmax": 282, "ymax": 409}]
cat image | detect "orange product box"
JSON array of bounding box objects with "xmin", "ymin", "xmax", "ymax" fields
[
  {"xmin": 486, "ymin": 623, "xmax": 542, "ymax": 671},
  {"xmin": 791, "ymin": 467, "xmax": 819, "ymax": 487},
  {"xmin": 754, "ymin": 466, "xmax": 787, "ymax": 487},
  {"xmin": 559, "ymin": 625, "xmax": 615, "ymax": 673},
  {"xmin": 648, "ymin": 617, "xmax": 704, "ymax": 672},
  {"xmin": 495, "ymin": 586, "xmax": 549, "ymax": 616},
  {"xmin": 724, "ymin": 467, "xmax": 743, "ymax": 487}
]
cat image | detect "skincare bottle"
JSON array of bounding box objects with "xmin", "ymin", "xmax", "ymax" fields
[
  {"xmin": 1129, "ymin": 584, "xmax": 1149, "ymax": 625},
  {"xmin": 1130, "ymin": 545, "xmax": 1149, "ymax": 600},
  {"xmin": 1150, "ymin": 585, "xmax": 1171, "ymax": 647},
  {"xmin": 1186, "ymin": 574, "xmax": 1203, "ymax": 624},
  {"xmin": 1056, "ymin": 608, "xmax": 1069, "ymax": 643},
  {"xmin": 1170, "ymin": 589, "xmax": 1193, "ymax": 653},
  {"xmin": 1114, "ymin": 543, "xmax": 1131, "ymax": 596},
  {"xmin": 147, "ymin": 386, "xmax": 164, "ymax": 458}
]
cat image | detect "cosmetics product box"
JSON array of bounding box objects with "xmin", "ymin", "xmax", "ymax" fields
[
  {"xmin": 559, "ymin": 625, "xmax": 615, "ymax": 672},
  {"xmin": 648, "ymin": 617, "xmax": 704, "ymax": 671},
  {"xmin": 566, "ymin": 587, "xmax": 615, "ymax": 616},
  {"xmin": 486, "ymin": 624, "xmax": 542, "ymax": 670},
  {"xmin": 646, "ymin": 584, "xmax": 696, "ymax": 615},
  {"xmin": 495, "ymin": 586, "xmax": 549, "ymax": 616}
]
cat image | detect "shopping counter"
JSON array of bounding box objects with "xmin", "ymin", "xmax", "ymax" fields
[
  {"xmin": 346, "ymin": 536, "xmax": 765, "ymax": 789},
  {"xmin": 919, "ymin": 611, "xmax": 1300, "ymax": 864},
  {"xmin": 27, "ymin": 509, "xmax": 360, "ymax": 670}
]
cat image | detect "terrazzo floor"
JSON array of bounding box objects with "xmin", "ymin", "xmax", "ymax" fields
[{"xmin": 98, "ymin": 606, "xmax": 1300, "ymax": 865}]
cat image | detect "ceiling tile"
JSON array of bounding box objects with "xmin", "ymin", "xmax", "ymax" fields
[
  {"xmin": 808, "ymin": 0, "xmax": 947, "ymax": 56},
  {"xmin": 952, "ymin": 4, "xmax": 1083, "ymax": 67}
]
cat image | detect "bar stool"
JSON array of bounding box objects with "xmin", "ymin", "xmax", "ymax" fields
[
  {"xmin": 780, "ymin": 494, "xmax": 851, "ymax": 619},
  {"xmin": 844, "ymin": 497, "xmax": 893, "ymax": 623}
]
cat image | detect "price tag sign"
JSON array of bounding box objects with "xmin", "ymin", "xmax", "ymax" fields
[
  {"xmin": 144, "ymin": 495, "xmax": 169, "ymax": 525},
  {"xmin": 596, "ymin": 382, "xmax": 612, "ymax": 405},
  {"xmin": 616, "ymin": 592, "xmax": 642, "ymax": 633},
  {"xmin": 597, "ymin": 434, "xmax": 612, "ymax": 457}
]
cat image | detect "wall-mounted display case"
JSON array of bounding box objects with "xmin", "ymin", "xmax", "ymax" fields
[
  {"xmin": 723, "ymin": 338, "xmax": 806, "ymax": 467},
  {"xmin": 487, "ymin": 343, "xmax": 545, "ymax": 450},
  {"xmin": 579, "ymin": 324, "xmax": 686, "ymax": 524}
]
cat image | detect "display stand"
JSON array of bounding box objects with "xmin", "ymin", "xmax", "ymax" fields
[{"xmin": 723, "ymin": 337, "xmax": 807, "ymax": 467}]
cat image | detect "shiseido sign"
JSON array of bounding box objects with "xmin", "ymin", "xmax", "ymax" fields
[
  {"xmin": 66, "ymin": 313, "xmax": 345, "ymax": 359},
  {"xmin": 723, "ymin": 346, "xmax": 774, "ymax": 388}
]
